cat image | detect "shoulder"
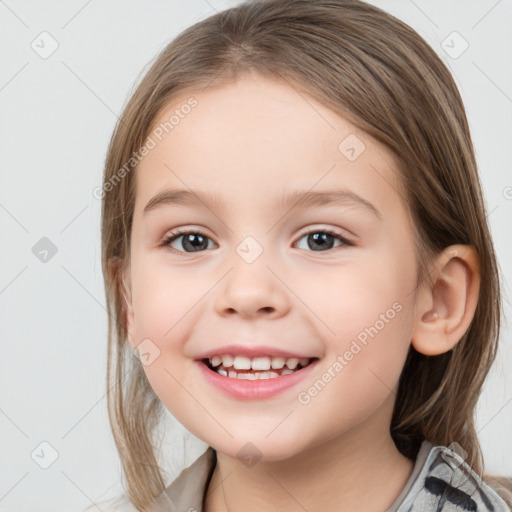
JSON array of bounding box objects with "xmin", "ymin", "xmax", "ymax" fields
[
  {"xmin": 396, "ymin": 441, "xmax": 510, "ymax": 511},
  {"xmin": 76, "ymin": 447, "xmax": 216, "ymax": 512}
]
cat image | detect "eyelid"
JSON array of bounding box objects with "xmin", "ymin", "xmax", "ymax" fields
[
  {"xmin": 161, "ymin": 227, "xmax": 217, "ymax": 251},
  {"xmin": 161, "ymin": 224, "xmax": 355, "ymax": 255},
  {"xmin": 293, "ymin": 225, "xmax": 355, "ymax": 246}
]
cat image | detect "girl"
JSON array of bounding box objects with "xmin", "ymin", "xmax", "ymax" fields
[{"xmin": 98, "ymin": 0, "xmax": 511, "ymax": 510}]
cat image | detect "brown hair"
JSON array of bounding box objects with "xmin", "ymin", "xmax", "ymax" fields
[{"xmin": 100, "ymin": 0, "xmax": 504, "ymax": 509}]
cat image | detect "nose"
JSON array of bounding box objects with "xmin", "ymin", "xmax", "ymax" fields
[{"xmin": 214, "ymin": 255, "xmax": 290, "ymax": 320}]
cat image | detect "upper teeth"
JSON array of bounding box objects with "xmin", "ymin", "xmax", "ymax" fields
[{"xmin": 209, "ymin": 355, "xmax": 310, "ymax": 371}]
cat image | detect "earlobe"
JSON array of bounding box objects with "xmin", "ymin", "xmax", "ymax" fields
[{"xmin": 411, "ymin": 244, "xmax": 480, "ymax": 356}]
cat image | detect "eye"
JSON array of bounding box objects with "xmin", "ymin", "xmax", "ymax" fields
[
  {"xmin": 162, "ymin": 229, "xmax": 216, "ymax": 254},
  {"xmin": 294, "ymin": 229, "xmax": 353, "ymax": 252},
  {"xmin": 161, "ymin": 227, "xmax": 354, "ymax": 255}
]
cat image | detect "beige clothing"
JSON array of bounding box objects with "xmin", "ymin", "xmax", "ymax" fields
[
  {"xmin": 147, "ymin": 440, "xmax": 510, "ymax": 511},
  {"xmin": 87, "ymin": 440, "xmax": 510, "ymax": 511}
]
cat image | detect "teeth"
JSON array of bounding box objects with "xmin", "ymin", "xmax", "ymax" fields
[
  {"xmin": 233, "ymin": 356, "xmax": 252, "ymax": 370},
  {"xmin": 223, "ymin": 370, "xmax": 284, "ymax": 380},
  {"xmin": 286, "ymin": 358, "xmax": 299, "ymax": 370},
  {"xmin": 207, "ymin": 354, "xmax": 314, "ymax": 379},
  {"xmin": 251, "ymin": 357, "xmax": 271, "ymax": 371},
  {"xmin": 221, "ymin": 355, "xmax": 234, "ymax": 368},
  {"xmin": 271, "ymin": 357, "xmax": 286, "ymax": 369},
  {"xmin": 209, "ymin": 354, "xmax": 311, "ymax": 370},
  {"xmin": 239, "ymin": 373, "xmax": 258, "ymax": 380}
]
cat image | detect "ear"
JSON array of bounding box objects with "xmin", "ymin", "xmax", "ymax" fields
[
  {"xmin": 119, "ymin": 266, "xmax": 136, "ymax": 349},
  {"xmin": 411, "ymin": 244, "xmax": 480, "ymax": 356}
]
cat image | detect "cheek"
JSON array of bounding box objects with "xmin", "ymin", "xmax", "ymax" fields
[
  {"xmin": 301, "ymin": 251, "xmax": 414, "ymax": 344},
  {"xmin": 320, "ymin": 288, "xmax": 412, "ymax": 398},
  {"xmin": 129, "ymin": 261, "xmax": 203, "ymax": 419},
  {"xmin": 295, "ymin": 289, "xmax": 414, "ymax": 445},
  {"xmin": 305, "ymin": 244, "xmax": 416, "ymax": 392},
  {"xmin": 130, "ymin": 254, "xmax": 202, "ymax": 344}
]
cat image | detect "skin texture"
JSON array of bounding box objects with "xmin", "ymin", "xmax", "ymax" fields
[{"xmin": 123, "ymin": 71, "xmax": 480, "ymax": 512}]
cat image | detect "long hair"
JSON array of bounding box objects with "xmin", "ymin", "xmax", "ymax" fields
[{"xmin": 100, "ymin": 0, "xmax": 503, "ymax": 509}]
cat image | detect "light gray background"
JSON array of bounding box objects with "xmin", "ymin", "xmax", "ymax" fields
[{"xmin": 1, "ymin": 1, "xmax": 511, "ymax": 511}]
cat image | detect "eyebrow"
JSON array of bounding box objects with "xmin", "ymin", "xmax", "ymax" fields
[{"xmin": 143, "ymin": 188, "xmax": 382, "ymax": 219}]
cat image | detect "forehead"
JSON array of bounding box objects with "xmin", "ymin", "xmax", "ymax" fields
[{"xmin": 134, "ymin": 74, "xmax": 404, "ymax": 218}]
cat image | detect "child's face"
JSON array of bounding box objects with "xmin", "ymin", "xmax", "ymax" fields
[{"xmin": 125, "ymin": 73, "xmax": 421, "ymax": 460}]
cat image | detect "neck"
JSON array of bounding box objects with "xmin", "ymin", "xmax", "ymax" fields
[{"xmin": 204, "ymin": 397, "xmax": 414, "ymax": 512}]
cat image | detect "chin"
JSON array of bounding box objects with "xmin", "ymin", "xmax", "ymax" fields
[{"xmin": 210, "ymin": 435, "xmax": 309, "ymax": 464}]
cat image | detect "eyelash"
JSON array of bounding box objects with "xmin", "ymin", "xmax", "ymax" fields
[{"xmin": 161, "ymin": 228, "xmax": 354, "ymax": 255}]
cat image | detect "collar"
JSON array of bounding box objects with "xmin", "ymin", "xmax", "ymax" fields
[
  {"xmin": 150, "ymin": 445, "xmax": 216, "ymax": 512},
  {"xmin": 148, "ymin": 440, "xmax": 508, "ymax": 512}
]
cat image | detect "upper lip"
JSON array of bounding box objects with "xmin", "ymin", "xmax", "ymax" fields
[{"xmin": 194, "ymin": 344, "xmax": 318, "ymax": 360}]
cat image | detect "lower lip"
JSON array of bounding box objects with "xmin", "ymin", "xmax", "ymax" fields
[{"xmin": 196, "ymin": 359, "xmax": 319, "ymax": 400}]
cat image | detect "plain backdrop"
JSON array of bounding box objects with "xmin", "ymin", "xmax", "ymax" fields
[{"xmin": 1, "ymin": 1, "xmax": 511, "ymax": 511}]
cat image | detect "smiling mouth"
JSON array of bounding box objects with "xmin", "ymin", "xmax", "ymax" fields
[{"xmin": 202, "ymin": 356, "xmax": 318, "ymax": 380}]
